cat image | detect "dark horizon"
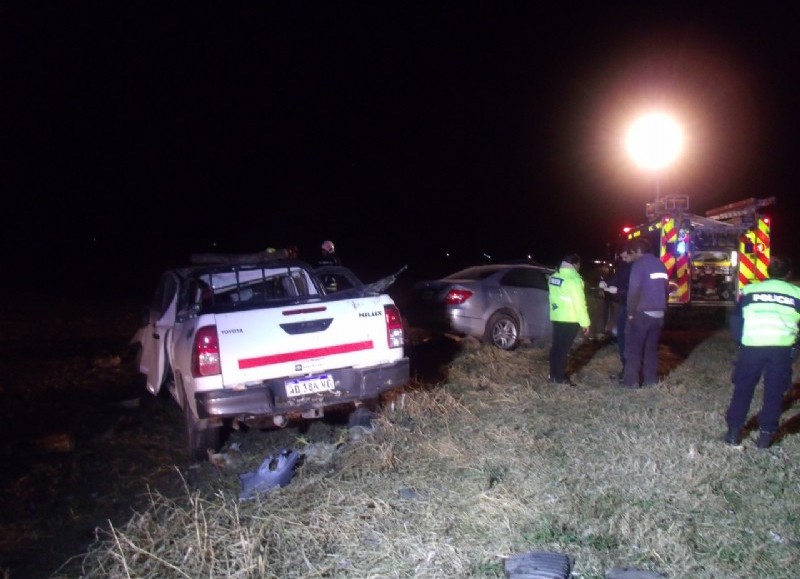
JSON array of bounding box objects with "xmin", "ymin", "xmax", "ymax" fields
[{"xmin": 5, "ymin": 4, "xmax": 799, "ymax": 294}]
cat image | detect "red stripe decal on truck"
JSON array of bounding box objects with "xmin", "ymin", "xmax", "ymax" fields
[{"xmin": 238, "ymin": 341, "xmax": 374, "ymax": 369}]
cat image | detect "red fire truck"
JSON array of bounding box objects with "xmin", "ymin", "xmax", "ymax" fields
[{"xmin": 623, "ymin": 195, "xmax": 775, "ymax": 307}]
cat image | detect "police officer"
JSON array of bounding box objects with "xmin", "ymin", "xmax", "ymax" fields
[
  {"xmin": 622, "ymin": 238, "xmax": 669, "ymax": 388},
  {"xmin": 724, "ymin": 255, "xmax": 800, "ymax": 448},
  {"xmin": 548, "ymin": 253, "xmax": 591, "ymax": 385}
]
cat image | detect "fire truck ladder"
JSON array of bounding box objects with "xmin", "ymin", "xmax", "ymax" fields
[{"xmin": 704, "ymin": 197, "xmax": 775, "ymax": 222}]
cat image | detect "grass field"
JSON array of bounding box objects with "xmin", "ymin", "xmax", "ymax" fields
[{"xmin": 62, "ymin": 330, "xmax": 800, "ymax": 578}]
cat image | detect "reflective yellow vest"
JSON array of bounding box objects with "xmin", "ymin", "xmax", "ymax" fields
[
  {"xmin": 548, "ymin": 266, "xmax": 591, "ymax": 327},
  {"xmin": 739, "ymin": 278, "xmax": 800, "ymax": 347}
]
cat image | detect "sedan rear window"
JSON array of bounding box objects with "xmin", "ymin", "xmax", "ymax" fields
[{"xmin": 500, "ymin": 267, "xmax": 549, "ymax": 290}]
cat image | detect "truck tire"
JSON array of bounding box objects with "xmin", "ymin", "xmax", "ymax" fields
[
  {"xmin": 185, "ymin": 403, "xmax": 221, "ymax": 461},
  {"xmin": 484, "ymin": 313, "xmax": 520, "ymax": 350}
]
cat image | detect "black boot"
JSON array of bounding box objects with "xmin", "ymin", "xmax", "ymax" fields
[
  {"xmin": 723, "ymin": 427, "xmax": 742, "ymax": 445},
  {"xmin": 756, "ymin": 431, "xmax": 773, "ymax": 449}
]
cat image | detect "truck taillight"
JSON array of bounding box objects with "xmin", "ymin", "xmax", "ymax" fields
[
  {"xmin": 384, "ymin": 304, "xmax": 404, "ymax": 349},
  {"xmin": 192, "ymin": 325, "xmax": 221, "ymax": 377},
  {"xmin": 444, "ymin": 289, "xmax": 473, "ymax": 305}
]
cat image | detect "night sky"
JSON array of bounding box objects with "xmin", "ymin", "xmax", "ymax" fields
[{"xmin": 5, "ymin": 4, "xmax": 799, "ymax": 293}]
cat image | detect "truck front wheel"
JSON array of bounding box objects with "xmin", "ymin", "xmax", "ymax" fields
[{"xmin": 185, "ymin": 402, "xmax": 221, "ymax": 461}]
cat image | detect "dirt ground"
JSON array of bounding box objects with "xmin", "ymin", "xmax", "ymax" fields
[
  {"xmin": 0, "ymin": 291, "xmax": 723, "ymax": 579},
  {"xmin": 0, "ymin": 296, "xmax": 189, "ymax": 579}
]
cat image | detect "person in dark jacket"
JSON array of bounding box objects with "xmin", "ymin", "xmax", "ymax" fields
[
  {"xmin": 724, "ymin": 255, "xmax": 800, "ymax": 448},
  {"xmin": 317, "ymin": 240, "xmax": 341, "ymax": 267},
  {"xmin": 317, "ymin": 240, "xmax": 342, "ymax": 292},
  {"xmin": 621, "ymin": 238, "xmax": 669, "ymax": 388},
  {"xmin": 600, "ymin": 243, "xmax": 635, "ymax": 379}
]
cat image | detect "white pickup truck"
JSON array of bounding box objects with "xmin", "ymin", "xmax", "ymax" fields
[{"xmin": 133, "ymin": 253, "xmax": 409, "ymax": 460}]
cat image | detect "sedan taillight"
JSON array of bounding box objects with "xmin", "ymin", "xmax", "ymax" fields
[
  {"xmin": 192, "ymin": 325, "xmax": 221, "ymax": 377},
  {"xmin": 444, "ymin": 289, "xmax": 473, "ymax": 305}
]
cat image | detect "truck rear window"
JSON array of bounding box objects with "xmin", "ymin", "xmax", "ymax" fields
[{"xmin": 190, "ymin": 266, "xmax": 320, "ymax": 311}]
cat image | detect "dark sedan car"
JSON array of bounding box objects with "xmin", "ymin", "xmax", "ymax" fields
[{"xmin": 406, "ymin": 263, "xmax": 556, "ymax": 350}]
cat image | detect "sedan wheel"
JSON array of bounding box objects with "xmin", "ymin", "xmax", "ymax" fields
[{"xmin": 485, "ymin": 313, "xmax": 519, "ymax": 350}]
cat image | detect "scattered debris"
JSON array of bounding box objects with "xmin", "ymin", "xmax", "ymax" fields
[
  {"xmin": 239, "ymin": 449, "xmax": 300, "ymax": 500},
  {"xmin": 207, "ymin": 447, "xmax": 241, "ymax": 470},
  {"xmin": 504, "ymin": 551, "xmax": 573, "ymax": 579},
  {"xmin": 768, "ymin": 530, "xmax": 786, "ymax": 544},
  {"xmin": 606, "ymin": 567, "xmax": 667, "ymax": 579},
  {"xmin": 398, "ymin": 487, "xmax": 426, "ymax": 501},
  {"xmin": 302, "ymin": 442, "xmax": 337, "ymax": 465}
]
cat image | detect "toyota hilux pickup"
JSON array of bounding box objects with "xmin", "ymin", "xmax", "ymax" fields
[{"xmin": 132, "ymin": 252, "xmax": 409, "ymax": 460}]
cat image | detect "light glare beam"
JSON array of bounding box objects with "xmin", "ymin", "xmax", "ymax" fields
[{"xmin": 626, "ymin": 112, "xmax": 684, "ymax": 171}]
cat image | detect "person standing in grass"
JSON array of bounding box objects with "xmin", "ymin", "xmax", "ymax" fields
[
  {"xmin": 621, "ymin": 238, "xmax": 669, "ymax": 388},
  {"xmin": 724, "ymin": 255, "xmax": 800, "ymax": 449},
  {"xmin": 548, "ymin": 253, "xmax": 591, "ymax": 385},
  {"xmin": 600, "ymin": 242, "xmax": 635, "ymax": 381}
]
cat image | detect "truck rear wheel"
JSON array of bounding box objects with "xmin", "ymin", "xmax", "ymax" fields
[{"xmin": 185, "ymin": 402, "xmax": 221, "ymax": 461}]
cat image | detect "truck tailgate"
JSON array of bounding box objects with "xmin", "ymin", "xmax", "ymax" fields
[{"xmin": 213, "ymin": 296, "xmax": 396, "ymax": 386}]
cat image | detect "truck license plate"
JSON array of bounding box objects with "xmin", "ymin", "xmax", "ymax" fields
[{"xmin": 285, "ymin": 374, "xmax": 335, "ymax": 397}]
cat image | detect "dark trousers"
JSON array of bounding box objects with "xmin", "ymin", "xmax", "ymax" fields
[
  {"xmin": 549, "ymin": 321, "xmax": 580, "ymax": 382},
  {"xmin": 623, "ymin": 312, "xmax": 663, "ymax": 386},
  {"xmin": 600, "ymin": 297, "xmax": 613, "ymax": 335},
  {"xmin": 726, "ymin": 346, "xmax": 793, "ymax": 434},
  {"xmin": 616, "ymin": 304, "xmax": 628, "ymax": 368}
]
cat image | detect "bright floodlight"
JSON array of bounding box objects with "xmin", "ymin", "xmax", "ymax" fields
[{"xmin": 626, "ymin": 113, "xmax": 683, "ymax": 170}]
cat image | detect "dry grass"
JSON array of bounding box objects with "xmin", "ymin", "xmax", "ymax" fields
[{"xmin": 63, "ymin": 332, "xmax": 800, "ymax": 578}]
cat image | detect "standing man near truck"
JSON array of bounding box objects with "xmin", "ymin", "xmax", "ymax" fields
[
  {"xmin": 600, "ymin": 242, "xmax": 635, "ymax": 381},
  {"xmin": 621, "ymin": 238, "xmax": 669, "ymax": 388}
]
